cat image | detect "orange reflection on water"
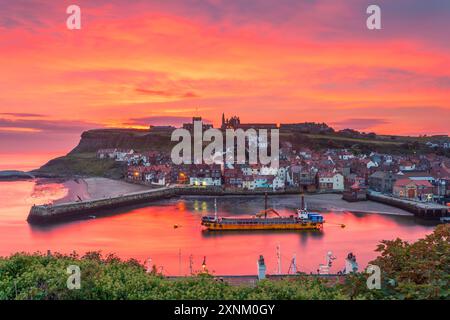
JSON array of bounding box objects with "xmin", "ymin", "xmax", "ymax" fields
[{"xmin": 0, "ymin": 181, "xmax": 436, "ymax": 276}]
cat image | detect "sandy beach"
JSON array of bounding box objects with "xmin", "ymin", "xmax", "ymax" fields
[
  {"xmin": 84, "ymin": 177, "xmax": 151, "ymax": 199},
  {"xmin": 53, "ymin": 177, "xmax": 151, "ymax": 204},
  {"xmin": 302, "ymin": 193, "xmax": 412, "ymax": 216}
]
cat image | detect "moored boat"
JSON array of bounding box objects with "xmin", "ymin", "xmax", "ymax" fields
[{"xmin": 201, "ymin": 194, "xmax": 324, "ymax": 231}]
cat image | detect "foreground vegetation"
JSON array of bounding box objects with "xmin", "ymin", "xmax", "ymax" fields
[{"xmin": 0, "ymin": 225, "xmax": 448, "ymax": 300}]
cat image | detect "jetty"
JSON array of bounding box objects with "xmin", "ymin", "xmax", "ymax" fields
[
  {"xmin": 367, "ymin": 191, "xmax": 448, "ymax": 220},
  {"xmin": 27, "ymin": 186, "xmax": 288, "ymax": 224}
]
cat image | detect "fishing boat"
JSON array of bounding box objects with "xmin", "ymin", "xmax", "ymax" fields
[{"xmin": 201, "ymin": 194, "xmax": 324, "ymax": 231}]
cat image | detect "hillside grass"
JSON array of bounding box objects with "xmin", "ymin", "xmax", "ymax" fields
[
  {"xmin": 304, "ymin": 134, "xmax": 404, "ymax": 145},
  {"xmin": 33, "ymin": 153, "xmax": 122, "ymax": 178}
]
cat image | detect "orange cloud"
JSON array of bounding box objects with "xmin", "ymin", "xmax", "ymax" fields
[{"xmin": 0, "ymin": 0, "xmax": 449, "ymax": 143}]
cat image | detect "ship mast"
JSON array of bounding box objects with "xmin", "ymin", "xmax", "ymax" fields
[
  {"xmin": 264, "ymin": 192, "xmax": 268, "ymax": 219},
  {"xmin": 214, "ymin": 198, "xmax": 217, "ymax": 221},
  {"xmin": 298, "ymin": 193, "xmax": 305, "ymax": 218}
]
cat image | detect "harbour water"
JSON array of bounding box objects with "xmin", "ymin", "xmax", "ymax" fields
[{"xmin": 0, "ymin": 180, "xmax": 436, "ymax": 275}]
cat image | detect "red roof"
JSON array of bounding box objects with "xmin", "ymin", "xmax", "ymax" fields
[
  {"xmin": 394, "ymin": 178, "xmax": 432, "ymax": 188},
  {"xmin": 413, "ymin": 180, "xmax": 433, "ymax": 187}
]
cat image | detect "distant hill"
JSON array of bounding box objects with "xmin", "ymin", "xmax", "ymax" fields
[
  {"xmin": 0, "ymin": 170, "xmax": 34, "ymax": 181},
  {"xmin": 31, "ymin": 126, "xmax": 448, "ymax": 178}
]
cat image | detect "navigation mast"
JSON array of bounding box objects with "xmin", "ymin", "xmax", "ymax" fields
[{"xmin": 276, "ymin": 244, "xmax": 281, "ymax": 274}]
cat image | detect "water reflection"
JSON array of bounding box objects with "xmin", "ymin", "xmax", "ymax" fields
[{"xmin": 0, "ymin": 181, "xmax": 438, "ymax": 275}]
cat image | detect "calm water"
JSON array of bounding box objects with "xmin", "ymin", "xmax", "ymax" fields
[{"xmin": 0, "ymin": 181, "xmax": 435, "ymax": 275}]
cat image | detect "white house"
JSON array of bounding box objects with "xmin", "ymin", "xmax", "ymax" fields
[
  {"xmin": 366, "ymin": 160, "xmax": 379, "ymax": 169},
  {"xmin": 399, "ymin": 161, "xmax": 416, "ymax": 171},
  {"xmin": 190, "ymin": 177, "xmax": 221, "ymax": 187},
  {"xmin": 97, "ymin": 148, "xmax": 117, "ymax": 159},
  {"xmin": 115, "ymin": 149, "xmax": 135, "ymax": 162},
  {"xmin": 241, "ymin": 166, "xmax": 253, "ymax": 176},
  {"xmin": 260, "ymin": 166, "xmax": 278, "ymax": 176},
  {"xmin": 298, "ymin": 151, "xmax": 312, "ymax": 159},
  {"xmin": 243, "ymin": 176, "xmax": 256, "ymax": 190},
  {"xmin": 272, "ymin": 176, "xmax": 285, "ymax": 190},
  {"xmin": 339, "ymin": 151, "xmax": 355, "ymax": 161},
  {"xmin": 277, "ymin": 166, "xmax": 288, "ymax": 181},
  {"xmin": 319, "ymin": 172, "xmax": 344, "ymax": 192},
  {"xmin": 145, "ymin": 172, "xmax": 167, "ymax": 186}
]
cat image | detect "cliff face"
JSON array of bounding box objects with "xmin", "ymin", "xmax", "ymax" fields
[
  {"xmin": 32, "ymin": 129, "xmax": 175, "ymax": 178},
  {"xmin": 69, "ymin": 129, "xmax": 174, "ymax": 154}
]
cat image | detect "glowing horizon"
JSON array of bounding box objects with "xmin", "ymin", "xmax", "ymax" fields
[{"xmin": 1, "ymin": 0, "xmax": 449, "ymax": 160}]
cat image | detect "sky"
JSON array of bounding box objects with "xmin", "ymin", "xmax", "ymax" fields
[{"xmin": 0, "ymin": 0, "xmax": 450, "ymax": 169}]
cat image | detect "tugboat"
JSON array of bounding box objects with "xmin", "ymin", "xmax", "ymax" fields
[{"xmin": 201, "ymin": 194, "xmax": 324, "ymax": 231}]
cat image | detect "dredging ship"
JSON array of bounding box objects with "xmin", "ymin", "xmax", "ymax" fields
[{"xmin": 201, "ymin": 194, "xmax": 324, "ymax": 231}]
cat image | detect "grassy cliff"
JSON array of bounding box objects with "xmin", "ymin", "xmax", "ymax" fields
[{"xmin": 32, "ymin": 129, "xmax": 176, "ymax": 178}]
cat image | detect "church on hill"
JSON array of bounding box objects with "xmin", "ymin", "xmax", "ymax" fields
[{"xmin": 220, "ymin": 113, "xmax": 277, "ymax": 130}]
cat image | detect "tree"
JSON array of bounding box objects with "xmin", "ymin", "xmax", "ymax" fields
[{"xmin": 343, "ymin": 224, "xmax": 449, "ymax": 300}]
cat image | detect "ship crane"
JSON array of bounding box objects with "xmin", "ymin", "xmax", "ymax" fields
[
  {"xmin": 256, "ymin": 208, "xmax": 281, "ymax": 218},
  {"xmin": 255, "ymin": 192, "xmax": 281, "ymax": 218}
]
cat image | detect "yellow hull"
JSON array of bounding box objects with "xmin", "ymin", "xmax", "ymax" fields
[{"xmin": 202, "ymin": 222, "xmax": 323, "ymax": 231}]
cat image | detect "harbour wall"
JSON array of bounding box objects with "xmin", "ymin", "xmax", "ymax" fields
[{"xmin": 367, "ymin": 192, "xmax": 448, "ymax": 219}]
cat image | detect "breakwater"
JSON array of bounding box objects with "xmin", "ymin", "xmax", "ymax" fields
[
  {"xmin": 367, "ymin": 191, "xmax": 448, "ymax": 219},
  {"xmin": 27, "ymin": 187, "xmax": 298, "ymax": 224}
]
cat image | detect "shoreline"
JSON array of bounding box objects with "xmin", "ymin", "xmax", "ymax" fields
[
  {"xmin": 53, "ymin": 177, "xmax": 152, "ymax": 204},
  {"xmin": 25, "ymin": 177, "xmax": 425, "ymax": 224}
]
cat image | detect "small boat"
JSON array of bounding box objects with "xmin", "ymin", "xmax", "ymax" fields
[{"xmin": 201, "ymin": 194, "xmax": 324, "ymax": 231}]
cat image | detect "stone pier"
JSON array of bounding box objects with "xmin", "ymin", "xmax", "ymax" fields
[{"xmin": 367, "ymin": 191, "xmax": 449, "ymax": 220}]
